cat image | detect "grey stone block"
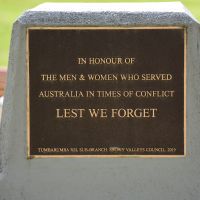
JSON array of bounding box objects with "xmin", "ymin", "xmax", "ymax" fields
[{"xmin": 0, "ymin": 3, "xmax": 200, "ymax": 200}]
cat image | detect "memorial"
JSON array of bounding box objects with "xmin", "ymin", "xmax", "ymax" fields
[
  {"xmin": 28, "ymin": 27, "xmax": 185, "ymax": 158},
  {"xmin": 0, "ymin": 2, "xmax": 200, "ymax": 200}
]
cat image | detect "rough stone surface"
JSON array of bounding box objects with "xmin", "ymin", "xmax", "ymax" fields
[{"xmin": 0, "ymin": 2, "xmax": 200, "ymax": 200}]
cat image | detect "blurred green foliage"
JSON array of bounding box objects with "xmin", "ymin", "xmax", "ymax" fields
[{"xmin": 0, "ymin": 0, "xmax": 199, "ymax": 67}]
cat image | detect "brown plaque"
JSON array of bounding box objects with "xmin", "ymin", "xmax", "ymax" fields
[{"xmin": 27, "ymin": 27, "xmax": 186, "ymax": 158}]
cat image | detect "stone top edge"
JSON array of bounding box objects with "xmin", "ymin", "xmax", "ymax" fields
[
  {"xmin": 30, "ymin": 2, "xmax": 186, "ymax": 13},
  {"xmin": 15, "ymin": 2, "xmax": 199, "ymax": 26}
]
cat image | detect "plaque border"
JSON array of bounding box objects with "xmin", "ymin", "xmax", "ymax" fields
[{"xmin": 26, "ymin": 26, "xmax": 187, "ymax": 159}]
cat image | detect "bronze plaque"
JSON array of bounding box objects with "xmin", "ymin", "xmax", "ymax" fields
[{"xmin": 27, "ymin": 27, "xmax": 186, "ymax": 158}]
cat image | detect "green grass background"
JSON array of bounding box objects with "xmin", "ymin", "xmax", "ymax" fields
[{"xmin": 0, "ymin": 0, "xmax": 199, "ymax": 67}]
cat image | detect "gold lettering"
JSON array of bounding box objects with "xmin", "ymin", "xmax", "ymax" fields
[
  {"xmin": 111, "ymin": 108, "xmax": 158, "ymax": 118},
  {"xmin": 56, "ymin": 108, "xmax": 85, "ymax": 118}
]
